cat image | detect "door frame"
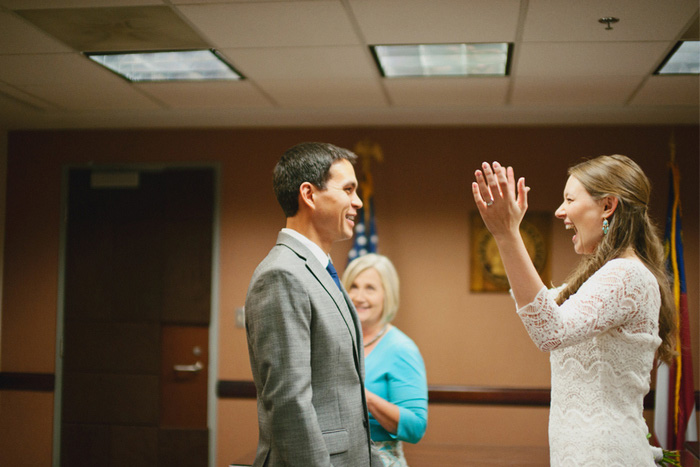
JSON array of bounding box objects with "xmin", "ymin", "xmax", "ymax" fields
[{"xmin": 52, "ymin": 162, "xmax": 222, "ymax": 467}]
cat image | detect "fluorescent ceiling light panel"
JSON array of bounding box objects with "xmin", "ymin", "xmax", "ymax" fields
[
  {"xmin": 372, "ymin": 43, "xmax": 511, "ymax": 78},
  {"xmin": 86, "ymin": 50, "xmax": 243, "ymax": 82},
  {"xmin": 656, "ymin": 41, "xmax": 699, "ymax": 75}
]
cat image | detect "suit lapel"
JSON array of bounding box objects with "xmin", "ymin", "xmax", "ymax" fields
[
  {"xmin": 276, "ymin": 233, "xmax": 360, "ymax": 354},
  {"xmin": 305, "ymin": 259, "xmax": 361, "ymax": 353}
]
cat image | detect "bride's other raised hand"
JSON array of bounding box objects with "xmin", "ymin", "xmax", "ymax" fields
[{"xmin": 472, "ymin": 161, "xmax": 529, "ymax": 239}]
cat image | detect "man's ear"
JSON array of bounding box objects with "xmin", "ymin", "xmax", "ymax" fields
[
  {"xmin": 299, "ymin": 182, "xmax": 315, "ymax": 210},
  {"xmin": 602, "ymin": 195, "xmax": 619, "ymax": 218}
]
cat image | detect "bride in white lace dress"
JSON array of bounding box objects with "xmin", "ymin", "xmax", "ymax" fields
[{"xmin": 472, "ymin": 155, "xmax": 675, "ymax": 466}]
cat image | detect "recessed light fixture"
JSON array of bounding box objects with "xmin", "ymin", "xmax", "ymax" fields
[
  {"xmin": 371, "ymin": 43, "xmax": 511, "ymax": 78},
  {"xmin": 86, "ymin": 49, "xmax": 243, "ymax": 82},
  {"xmin": 655, "ymin": 41, "xmax": 699, "ymax": 75}
]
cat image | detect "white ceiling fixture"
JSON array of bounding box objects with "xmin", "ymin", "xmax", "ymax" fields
[
  {"xmin": 371, "ymin": 43, "xmax": 511, "ymax": 78},
  {"xmin": 656, "ymin": 41, "xmax": 700, "ymax": 75},
  {"xmin": 86, "ymin": 50, "xmax": 243, "ymax": 83}
]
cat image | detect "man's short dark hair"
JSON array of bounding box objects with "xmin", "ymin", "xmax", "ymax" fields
[{"xmin": 273, "ymin": 142, "xmax": 358, "ymax": 217}]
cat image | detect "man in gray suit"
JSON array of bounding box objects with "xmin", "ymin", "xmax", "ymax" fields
[{"xmin": 245, "ymin": 142, "xmax": 378, "ymax": 466}]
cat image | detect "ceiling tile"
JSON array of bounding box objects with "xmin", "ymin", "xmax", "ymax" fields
[
  {"xmin": 0, "ymin": 96, "xmax": 47, "ymax": 128},
  {"xmin": 0, "ymin": 0, "xmax": 162, "ymax": 8},
  {"xmin": 20, "ymin": 81, "xmax": 162, "ymax": 110},
  {"xmin": 176, "ymin": 1, "xmax": 360, "ymax": 48},
  {"xmin": 137, "ymin": 81, "xmax": 274, "ymax": 109},
  {"xmin": 683, "ymin": 16, "xmax": 699, "ymax": 40},
  {"xmin": 511, "ymin": 75, "xmax": 642, "ymax": 105},
  {"xmin": 254, "ymin": 78, "xmax": 386, "ymax": 107},
  {"xmin": 0, "ymin": 53, "xmax": 115, "ymax": 85},
  {"xmin": 384, "ymin": 77, "xmax": 509, "ymax": 106},
  {"xmin": 0, "ymin": 52, "xmax": 162, "ymax": 109},
  {"xmin": 0, "ymin": 11, "xmax": 72, "ymax": 53},
  {"xmin": 15, "ymin": 5, "xmax": 208, "ymax": 52},
  {"xmin": 631, "ymin": 75, "xmax": 700, "ymax": 106},
  {"xmin": 515, "ymin": 42, "xmax": 672, "ymax": 77},
  {"xmin": 523, "ymin": 0, "xmax": 700, "ymax": 42},
  {"xmin": 224, "ymin": 46, "xmax": 377, "ymax": 80},
  {"xmin": 0, "ymin": 81, "xmax": 59, "ymax": 110},
  {"xmin": 349, "ymin": 0, "xmax": 521, "ymax": 44}
]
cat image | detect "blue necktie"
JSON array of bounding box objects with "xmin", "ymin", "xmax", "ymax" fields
[{"xmin": 326, "ymin": 262, "xmax": 342, "ymax": 291}]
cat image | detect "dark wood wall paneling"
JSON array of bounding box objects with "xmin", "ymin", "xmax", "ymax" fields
[{"xmin": 215, "ymin": 379, "xmax": 699, "ymax": 409}]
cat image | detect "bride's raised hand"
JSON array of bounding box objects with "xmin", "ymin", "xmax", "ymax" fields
[{"xmin": 472, "ymin": 161, "xmax": 529, "ymax": 239}]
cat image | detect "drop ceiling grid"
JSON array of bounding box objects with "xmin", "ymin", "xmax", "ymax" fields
[{"xmin": 0, "ymin": 0, "xmax": 695, "ymax": 128}]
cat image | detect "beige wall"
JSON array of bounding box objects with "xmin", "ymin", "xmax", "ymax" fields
[{"xmin": 1, "ymin": 126, "xmax": 698, "ymax": 466}]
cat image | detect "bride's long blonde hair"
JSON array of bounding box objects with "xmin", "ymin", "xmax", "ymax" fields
[{"xmin": 555, "ymin": 154, "xmax": 675, "ymax": 363}]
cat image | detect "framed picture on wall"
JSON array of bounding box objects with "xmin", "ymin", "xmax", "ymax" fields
[{"xmin": 470, "ymin": 211, "xmax": 552, "ymax": 292}]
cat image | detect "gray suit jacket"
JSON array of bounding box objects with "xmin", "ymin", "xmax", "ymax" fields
[{"xmin": 245, "ymin": 231, "xmax": 378, "ymax": 466}]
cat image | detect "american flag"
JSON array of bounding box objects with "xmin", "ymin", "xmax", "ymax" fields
[
  {"xmin": 348, "ymin": 139, "xmax": 382, "ymax": 263},
  {"xmin": 654, "ymin": 156, "xmax": 697, "ymax": 450},
  {"xmin": 348, "ymin": 199, "xmax": 378, "ymax": 261}
]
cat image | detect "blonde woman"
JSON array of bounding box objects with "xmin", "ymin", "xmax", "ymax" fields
[
  {"xmin": 342, "ymin": 254, "xmax": 428, "ymax": 467},
  {"xmin": 472, "ymin": 155, "xmax": 675, "ymax": 466}
]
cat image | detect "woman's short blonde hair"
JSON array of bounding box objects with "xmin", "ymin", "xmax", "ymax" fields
[{"xmin": 341, "ymin": 253, "xmax": 400, "ymax": 325}]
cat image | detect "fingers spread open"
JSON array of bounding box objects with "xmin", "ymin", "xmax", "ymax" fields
[
  {"xmin": 517, "ymin": 177, "xmax": 530, "ymax": 210},
  {"xmin": 471, "ymin": 181, "xmax": 484, "ymax": 206},
  {"xmin": 492, "ymin": 162, "xmax": 510, "ymax": 201},
  {"xmin": 473, "ymin": 170, "xmax": 492, "ymax": 207},
  {"xmin": 483, "ymin": 162, "xmax": 501, "ymax": 200},
  {"xmin": 506, "ymin": 166, "xmax": 516, "ymax": 197}
]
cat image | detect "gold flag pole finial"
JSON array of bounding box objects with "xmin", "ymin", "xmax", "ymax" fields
[
  {"xmin": 353, "ymin": 139, "xmax": 383, "ymax": 223},
  {"xmin": 353, "ymin": 139, "xmax": 384, "ymax": 175}
]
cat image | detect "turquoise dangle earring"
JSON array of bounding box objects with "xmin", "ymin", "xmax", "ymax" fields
[{"xmin": 602, "ymin": 218, "xmax": 609, "ymax": 235}]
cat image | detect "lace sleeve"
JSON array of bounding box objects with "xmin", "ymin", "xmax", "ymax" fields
[{"xmin": 516, "ymin": 260, "xmax": 659, "ymax": 351}]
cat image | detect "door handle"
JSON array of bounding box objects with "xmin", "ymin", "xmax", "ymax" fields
[{"xmin": 173, "ymin": 361, "xmax": 203, "ymax": 373}]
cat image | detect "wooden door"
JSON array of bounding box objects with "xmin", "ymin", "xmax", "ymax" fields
[{"xmin": 60, "ymin": 168, "xmax": 214, "ymax": 467}]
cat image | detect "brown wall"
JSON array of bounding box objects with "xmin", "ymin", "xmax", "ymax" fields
[
  {"xmin": 0, "ymin": 129, "xmax": 6, "ymax": 363},
  {"xmin": 1, "ymin": 126, "xmax": 698, "ymax": 466}
]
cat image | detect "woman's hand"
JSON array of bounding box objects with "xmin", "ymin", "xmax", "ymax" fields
[
  {"xmin": 365, "ymin": 389, "xmax": 400, "ymax": 435},
  {"xmin": 472, "ymin": 161, "xmax": 544, "ymax": 306},
  {"xmin": 472, "ymin": 161, "xmax": 530, "ymax": 240}
]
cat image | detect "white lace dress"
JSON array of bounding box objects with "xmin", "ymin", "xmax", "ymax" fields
[{"xmin": 516, "ymin": 259, "xmax": 662, "ymax": 466}]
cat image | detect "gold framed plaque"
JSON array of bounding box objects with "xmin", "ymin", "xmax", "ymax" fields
[{"xmin": 470, "ymin": 211, "xmax": 552, "ymax": 292}]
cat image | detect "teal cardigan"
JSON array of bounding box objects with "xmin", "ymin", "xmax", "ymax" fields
[{"xmin": 365, "ymin": 327, "xmax": 428, "ymax": 443}]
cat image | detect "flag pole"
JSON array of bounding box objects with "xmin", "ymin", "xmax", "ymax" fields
[
  {"xmin": 669, "ymin": 130, "xmax": 676, "ymax": 164},
  {"xmin": 353, "ymin": 139, "xmax": 383, "ymax": 225},
  {"xmin": 347, "ymin": 139, "xmax": 383, "ymax": 263},
  {"xmin": 655, "ymin": 128, "xmax": 697, "ymax": 451}
]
